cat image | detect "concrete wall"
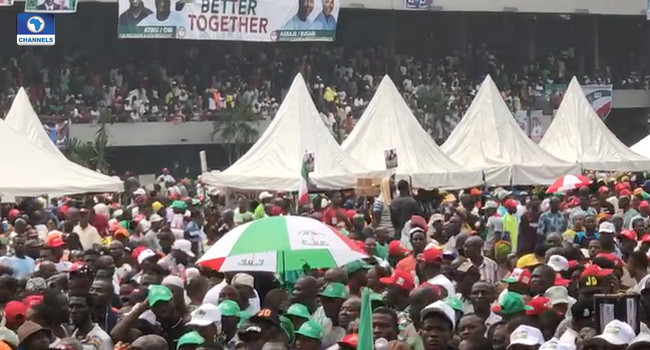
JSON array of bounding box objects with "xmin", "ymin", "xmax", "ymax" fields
[{"xmin": 70, "ymin": 120, "xmax": 271, "ymax": 147}]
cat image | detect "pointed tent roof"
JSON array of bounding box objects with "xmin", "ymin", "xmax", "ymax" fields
[
  {"xmin": 0, "ymin": 117, "xmax": 123, "ymax": 197},
  {"xmin": 441, "ymin": 75, "xmax": 579, "ymax": 185},
  {"xmin": 341, "ymin": 75, "xmax": 483, "ymax": 189},
  {"xmin": 202, "ymin": 73, "xmax": 384, "ymax": 191},
  {"xmin": 630, "ymin": 134, "xmax": 650, "ymax": 159},
  {"xmin": 5, "ymin": 88, "xmax": 65, "ymax": 158},
  {"xmin": 0, "ymin": 88, "xmax": 123, "ymax": 196},
  {"xmin": 540, "ymin": 77, "xmax": 650, "ymax": 171}
]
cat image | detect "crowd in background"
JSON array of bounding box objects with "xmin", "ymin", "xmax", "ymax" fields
[{"xmin": 0, "ymin": 43, "xmax": 645, "ymax": 142}]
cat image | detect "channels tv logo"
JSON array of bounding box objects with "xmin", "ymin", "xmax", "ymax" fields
[{"xmin": 17, "ymin": 13, "xmax": 55, "ymax": 46}]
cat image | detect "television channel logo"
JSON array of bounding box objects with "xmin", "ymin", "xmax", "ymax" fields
[{"xmin": 17, "ymin": 13, "xmax": 55, "ymax": 46}]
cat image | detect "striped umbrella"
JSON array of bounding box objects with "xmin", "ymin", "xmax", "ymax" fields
[
  {"xmin": 545, "ymin": 174, "xmax": 591, "ymax": 193},
  {"xmin": 197, "ymin": 216, "xmax": 367, "ymax": 272}
]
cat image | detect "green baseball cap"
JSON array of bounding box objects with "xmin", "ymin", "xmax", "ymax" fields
[
  {"xmin": 296, "ymin": 321, "xmax": 324, "ymax": 342},
  {"xmin": 279, "ymin": 315, "xmax": 295, "ymax": 344},
  {"xmin": 218, "ymin": 300, "xmax": 241, "ymax": 317},
  {"xmin": 345, "ymin": 260, "xmax": 373, "ymax": 274},
  {"xmin": 176, "ymin": 331, "xmax": 205, "ymax": 349},
  {"xmin": 287, "ymin": 303, "xmax": 311, "ymax": 320},
  {"xmin": 492, "ymin": 291, "xmax": 533, "ymax": 315},
  {"xmin": 147, "ymin": 285, "xmax": 173, "ymax": 307},
  {"xmin": 443, "ymin": 296, "xmax": 463, "ymax": 312},
  {"xmin": 319, "ymin": 283, "xmax": 349, "ymax": 299},
  {"xmin": 171, "ymin": 200, "xmax": 188, "ymax": 210}
]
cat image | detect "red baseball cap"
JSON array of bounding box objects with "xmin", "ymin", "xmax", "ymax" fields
[
  {"xmin": 620, "ymin": 189, "xmax": 632, "ymax": 196},
  {"xmin": 410, "ymin": 215, "xmax": 427, "ymax": 231},
  {"xmin": 387, "ymin": 241, "xmax": 409, "ymax": 257},
  {"xmin": 346, "ymin": 210, "xmax": 356, "ymax": 220},
  {"xmin": 8, "ymin": 209, "xmax": 20, "ymax": 219},
  {"xmin": 338, "ymin": 334, "xmax": 358, "ymax": 348},
  {"xmin": 504, "ymin": 199, "xmax": 518, "ymax": 209},
  {"xmin": 554, "ymin": 274, "xmax": 570, "ymax": 287},
  {"xmin": 23, "ymin": 295, "xmax": 44, "ymax": 307},
  {"xmin": 580, "ymin": 265, "xmax": 613, "ymax": 278},
  {"xmin": 595, "ymin": 252, "xmax": 624, "ymax": 268},
  {"xmin": 46, "ymin": 231, "xmax": 64, "ymax": 248},
  {"xmin": 379, "ymin": 270, "xmax": 415, "ymax": 291},
  {"xmin": 598, "ymin": 186, "xmax": 610, "ymax": 193},
  {"xmin": 641, "ymin": 201, "xmax": 650, "ymax": 209},
  {"xmin": 502, "ymin": 268, "xmax": 531, "ymax": 284},
  {"xmin": 417, "ymin": 247, "xmax": 443, "ymax": 264},
  {"xmin": 526, "ymin": 296, "xmax": 550, "ymax": 316},
  {"xmin": 470, "ymin": 188, "xmax": 482, "ymax": 196},
  {"xmin": 270, "ymin": 206, "xmax": 283, "ymax": 216},
  {"xmin": 642, "ymin": 234, "xmax": 650, "ymax": 243},
  {"xmin": 4, "ymin": 301, "xmax": 27, "ymax": 322},
  {"xmin": 620, "ymin": 229, "xmax": 637, "ymax": 241}
]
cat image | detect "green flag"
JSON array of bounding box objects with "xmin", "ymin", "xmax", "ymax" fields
[{"xmin": 358, "ymin": 287, "xmax": 373, "ymax": 350}]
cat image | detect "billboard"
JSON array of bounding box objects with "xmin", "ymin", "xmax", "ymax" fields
[
  {"xmin": 117, "ymin": 0, "xmax": 339, "ymax": 41},
  {"xmin": 543, "ymin": 83, "xmax": 613, "ymax": 119},
  {"xmin": 24, "ymin": 0, "xmax": 77, "ymax": 13}
]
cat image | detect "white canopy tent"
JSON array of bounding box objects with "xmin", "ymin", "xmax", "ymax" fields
[
  {"xmin": 441, "ymin": 75, "xmax": 579, "ymax": 185},
  {"xmin": 631, "ymin": 135, "xmax": 650, "ymax": 159},
  {"xmin": 540, "ymin": 77, "xmax": 650, "ymax": 171},
  {"xmin": 202, "ymin": 74, "xmax": 385, "ymax": 191},
  {"xmin": 342, "ymin": 75, "xmax": 483, "ymax": 189},
  {"xmin": 1, "ymin": 88, "xmax": 123, "ymax": 196}
]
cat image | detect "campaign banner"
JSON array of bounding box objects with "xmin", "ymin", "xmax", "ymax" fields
[
  {"xmin": 0, "ymin": 0, "xmax": 14, "ymax": 7},
  {"xmin": 404, "ymin": 0, "xmax": 432, "ymax": 9},
  {"xmin": 529, "ymin": 110, "xmax": 551, "ymax": 143},
  {"xmin": 542, "ymin": 83, "xmax": 613, "ymax": 120},
  {"xmin": 25, "ymin": 0, "xmax": 77, "ymax": 13},
  {"xmin": 117, "ymin": 0, "xmax": 340, "ymax": 41}
]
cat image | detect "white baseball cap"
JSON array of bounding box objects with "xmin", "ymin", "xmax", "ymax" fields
[
  {"xmin": 544, "ymin": 286, "xmax": 573, "ymax": 306},
  {"xmin": 137, "ymin": 249, "xmax": 157, "ymax": 265},
  {"xmin": 629, "ymin": 332, "xmax": 650, "ymax": 348},
  {"xmin": 507, "ymin": 325, "xmax": 544, "ymax": 348},
  {"xmin": 595, "ymin": 320, "xmax": 636, "ymax": 345},
  {"xmin": 133, "ymin": 188, "xmax": 146, "ymax": 196},
  {"xmin": 172, "ymin": 239, "xmax": 195, "ymax": 258},
  {"xmin": 259, "ymin": 191, "xmax": 273, "ymax": 200},
  {"xmin": 232, "ymin": 273, "xmax": 255, "ymax": 289},
  {"xmin": 539, "ymin": 338, "xmax": 559, "ymax": 350},
  {"xmin": 420, "ymin": 300, "xmax": 455, "ymax": 329},
  {"xmin": 188, "ymin": 304, "xmax": 222, "ymax": 327},
  {"xmin": 547, "ymin": 255, "xmax": 569, "ymax": 272},
  {"xmin": 149, "ymin": 214, "xmax": 164, "ymax": 223},
  {"xmin": 598, "ymin": 222, "xmax": 616, "ymax": 234}
]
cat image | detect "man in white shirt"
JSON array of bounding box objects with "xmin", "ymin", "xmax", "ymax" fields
[
  {"xmin": 73, "ymin": 209, "xmax": 102, "ymax": 251},
  {"xmin": 70, "ymin": 293, "xmax": 113, "ymax": 350}
]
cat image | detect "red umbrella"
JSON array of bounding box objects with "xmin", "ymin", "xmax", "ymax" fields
[{"xmin": 546, "ymin": 174, "xmax": 591, "ymax": 193}]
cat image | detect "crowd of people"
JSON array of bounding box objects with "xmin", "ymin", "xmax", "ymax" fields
[
  {"xmin": 0, "ymin": 42, "xmax": 645, "ymax": 142},
  {"xmin": 1, "ymin": 170, "xmax": 650, "ymax": 350}
]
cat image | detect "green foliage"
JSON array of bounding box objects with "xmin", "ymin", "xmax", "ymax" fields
[
  {"xmin": 65, "ymin": 109, "xmax": 112, "ymax": 173},
  {"xmin": 212, "ymin": 106, "xmax": 260, "ymax": 164}
]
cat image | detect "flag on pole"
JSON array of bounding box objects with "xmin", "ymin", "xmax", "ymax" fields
[
  {"xmin": 358, "ymin": 287, "xmax": 373, "ymax": 350},
  {"xmin": 298, "ymin": 159, "xmax": 309, "ymax": 204}
]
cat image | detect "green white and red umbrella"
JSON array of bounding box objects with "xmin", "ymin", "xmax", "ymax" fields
[{"xmin": 197, "ymin": 216, "xmax": 367, "ymax": 272}]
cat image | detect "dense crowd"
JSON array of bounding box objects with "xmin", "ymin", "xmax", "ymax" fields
[
  {"xmin": 0, "ymin": 43, "xmax": 644, "ymax": 142},
  {"xmin": 1, "ymin": 171, "xmax": 650, "ymax": 350}
]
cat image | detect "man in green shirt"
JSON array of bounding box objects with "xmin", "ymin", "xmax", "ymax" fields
[{"xmin": 254, "ymin": 192, "xmax": 274, "ymax": 219}]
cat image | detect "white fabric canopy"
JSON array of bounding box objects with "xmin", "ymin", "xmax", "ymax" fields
[
  {"xmin": 540, "ymin": 77, "xmax": 650, "ymax": 171},
  {"xmin": 202, "ymin": 73, "xmax": 385, "ymax": 192},
  {"xmin": 441, "ymin": 75, "xmax": 579, "ymax": 185},
  {"xmin": 631, "ymin": 134, "xmax": 650, "ymax": 159},
  {"xmin": 342, "ymin": 75, "xmax": 483, "ymax": 189},
  {"xmin": 1, "ymin": 88, "xmax": 123, "ymax": 196},
  {"xmin": 5, "ymin": 88, "xmax": 67, "ymax": 158}
]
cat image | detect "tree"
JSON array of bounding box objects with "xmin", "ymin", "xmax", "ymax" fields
[
  {"xmin": 212, "ymin": 106, "xmax": 260, "ymax": 164},
  {"xmin": 64, "ymin": 109, "xmax": 112, "ymax": 173}
]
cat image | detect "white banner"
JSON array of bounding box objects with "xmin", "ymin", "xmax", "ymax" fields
[
  {"xmin": 117, "ymin": 0, "xmax": 340, "ymax": 41},
  {"xmin": 0, "ymin": 0, "xmax": 14, "ymax": 6}
]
